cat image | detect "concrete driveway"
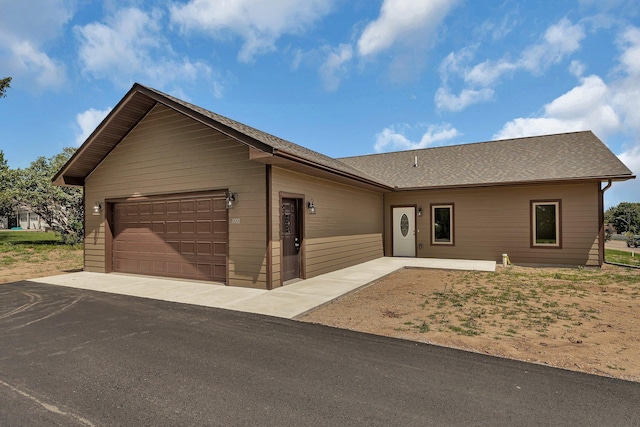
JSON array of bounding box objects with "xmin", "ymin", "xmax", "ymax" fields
[
  {"xmin": 28, "ymin": 257, "xmax": 496, "ymax": 319},
  {"xmin": 1, "ymin": 281, "xmax": 638, "ymax": 426}
]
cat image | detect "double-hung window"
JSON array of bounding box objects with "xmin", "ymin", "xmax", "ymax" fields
[
  {"xmin": 531, "ymin": 200, "xmax": 561, "ymax": 248},
  {"xmin": 431, "ymin": 204, "xmax": 454, "ymax": 245}
]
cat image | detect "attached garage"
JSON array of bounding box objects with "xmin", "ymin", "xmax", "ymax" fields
[{"xmin": 111, "ymin": 192, "xmax": 228, "ymax": 283}]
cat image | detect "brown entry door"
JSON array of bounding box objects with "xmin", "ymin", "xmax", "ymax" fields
[{"xmin": 281, "ymin": 198, "xmax": 301, "ymax": 282}]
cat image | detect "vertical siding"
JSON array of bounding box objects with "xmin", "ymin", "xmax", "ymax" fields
[
  {"xmin": 84, "ymin": 104, "xmax": 267, "ymax": 289},
  {"xmin": 384, "ymin": 182, "xmax": 601, "ymax": 266},
  {"xmin": 270, "ymin": 167, "xmax": 384, "ymax": 287}
]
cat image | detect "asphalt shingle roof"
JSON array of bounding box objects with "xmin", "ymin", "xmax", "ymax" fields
[
  {"xmin": 338, "ymin": 131, "xmax": 634, "ymax": 188},
  {"xmin": 55, "ymin": 83, "xmax": 634, "ymax": 189}
]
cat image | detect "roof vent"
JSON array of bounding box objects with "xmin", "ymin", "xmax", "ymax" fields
[{"xmin": 413, "ymin": 155, "xmax": 418, "ymax": 167}]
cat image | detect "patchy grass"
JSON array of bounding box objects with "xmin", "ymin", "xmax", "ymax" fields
[
  {"xmin": 606, "ymin": 249, "xmax": 640, "ymax": 267},
  {"xmin": 303, "ymin": 265, "xmax": 640, "ymax": 381},
  {"xmin": 0, "ymin": 231, "xmax": 83, "ymax": 283}
]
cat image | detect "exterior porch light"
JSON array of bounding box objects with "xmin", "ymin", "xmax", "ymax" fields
[
  {"xmin": 93, "ymin": 202, "xmax": 102, "ymax": 216},
  {"xmin": 307, "ymin": 199, "xmax": 316, "ymax": 214},
  {"xmin": 417, "ymin": 207, "xmax": 422, "ymax": 217},
  {"xmin": 226, "ymin": 192, "xmax": 236, "ymax": 209}
]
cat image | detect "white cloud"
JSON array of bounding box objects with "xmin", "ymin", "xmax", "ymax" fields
[
  {"xmin": 170, "ymin": 0, "xmax": 333, "ymax": 63},
  {"xmin": 607, "ymin": 145, "xmax": 640, "ymax": 207},
  {"xmin": 467, "ymin": 18, "xmax": 585, "ymax": 86},
  {"xmin": 374, "ymin": 123, "xmax": 459, "ymax": 152},
  {"xmin": 75, "ymin": 107, "xmax": 112, "ymax": 145},
  {"xmin": 569, "ymin": 60, "xmax": 586, "ymax": 77},
  {"xmin": 495, "ymin": 75, "xmax": 620, "ymax": 139},
  {"xmin": 357, "ymin": 0, "xmax": 457, "ymax": 58},
  {"xmin": 7, "ymin": 40, "xmax": 66, "ymax": 88},
  {"xmin": 434, "ymin": 86, "xmax": 494, "ymax": 112},
  {"xmin": 76, "ymin": 7, "xmax": 212, "ymax": 89},
  {"xmin": 617, "ymin": 27, "xmax": 640, "ymax": 75},
  {"xmin": 319, "ymin": 44, "xmax": 353, "ymax": 91},
  {"xmin": 496, "ymin": 24, "xmax": 640, "ymax": 147},
  {"xmin": 0, "ymin": 0, "xmax": 73, "ymax": 89},
  {"xmin": 436, "ymin": 18, "xmax": 586, "ymax": 112}
]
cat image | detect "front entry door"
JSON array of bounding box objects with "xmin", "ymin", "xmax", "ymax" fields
[
  {"xmin": 282, "ymin": 198, "xmax": 301, "ymax": 282},
  {"xmin": 392, "ymin": 207, "xmax": 416, "ymax": 257}
]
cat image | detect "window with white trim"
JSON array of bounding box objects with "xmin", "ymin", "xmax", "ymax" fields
[
  {"xmin": 531, "ymin": 201, "xmax": 561, "ymax": 247},
  {"xmin": 431, "ymin": 204, "xmax": 454, "ymax": 245}
]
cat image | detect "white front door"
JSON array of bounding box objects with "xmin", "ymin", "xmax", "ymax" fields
[{"xmin": 392, "ymin": 207, "xmax": 416, "ymax": 257}]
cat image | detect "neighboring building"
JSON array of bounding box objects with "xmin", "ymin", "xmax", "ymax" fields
[
  {"xmin": 0, "ymin": 209, "xmax": 47, "ymax": 230},
  {"xmin": 53, "ymin": 84, "xmax": 635, "ymax": 289}
]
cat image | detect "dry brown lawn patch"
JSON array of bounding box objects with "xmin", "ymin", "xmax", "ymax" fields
[{"xmin": 301, "ymin": 264, "xmax": 640, "ymax": 382}]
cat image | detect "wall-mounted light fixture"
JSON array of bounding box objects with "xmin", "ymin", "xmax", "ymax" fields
[
  {"xmin": 307, "ymin": 199, "xmax": 316, "ymax": 214},
  {"xmin": 225, "ymin": 192, "xmax": 236, "ymax": 209},
  {"xmin": 417, "ymin": 207, "xmax": 422, "ymax": 217},
  {"xmin": 93, "ymin": 202, "xmax": 102, "ymax": 216}
]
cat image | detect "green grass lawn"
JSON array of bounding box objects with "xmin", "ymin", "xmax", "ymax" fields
[
  {"xmin": 606, "ymin": 248, "xmax": 640, "ymax": 267},
  {"xmin": 0, "ymin": 230, "xmax": 63, "ymax": 244}
]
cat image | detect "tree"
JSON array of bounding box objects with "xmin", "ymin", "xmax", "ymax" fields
[
  {"xmin": 13, "ymin": 147, "xmax": 84, "ymax": 243},
  {"xmin": 0, "ymin": 151, "xmax": 19, "ymax": 218},
  {"xmin": 0, "ymin": 77, "xmax": 11, "ymax": 98},
  {"xmin": 604, "ymin": 202, "xmax": 640, "ymax": 235}
]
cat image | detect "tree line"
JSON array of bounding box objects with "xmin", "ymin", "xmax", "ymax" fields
[
  {"xmin": 0, "ymin": 148, "xmax": 83, "ymax": 244},
  {"xmin": 604, "ymin": 202, "xmax": 640, "ymax": 235}
]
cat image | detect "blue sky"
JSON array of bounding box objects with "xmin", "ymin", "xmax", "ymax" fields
[{"xmin": 0, "ymin": 0, "xmax": 638, "ymax": 207}]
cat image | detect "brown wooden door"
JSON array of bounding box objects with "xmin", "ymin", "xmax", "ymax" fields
[
  {"xmin": 112, "ymin": 193, "xmax": 228, "ymax": 282},
  {"xmin": 281, "ymin": 198, "xmax": 301, "ymax": 282}
]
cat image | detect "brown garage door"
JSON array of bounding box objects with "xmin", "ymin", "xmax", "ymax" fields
[{"xmin": 112, "ymin": 192, "xmax": 228, "ymax": 282}]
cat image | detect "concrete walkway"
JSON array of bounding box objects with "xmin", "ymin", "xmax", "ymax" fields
[{"xmin": 28, "ymin": 257, "xmax": 496, "ymax": 319}]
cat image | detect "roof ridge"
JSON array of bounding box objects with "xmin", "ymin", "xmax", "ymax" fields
[{"xmin": 338, "ymin": 130, "xmax": 595, "ymax": 160}]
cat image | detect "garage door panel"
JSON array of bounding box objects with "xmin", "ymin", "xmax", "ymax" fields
[
  {"xmin": 181, "ymin": 221, "xmax": 195, "ymax": 234},
  {"xmin": 197, "ymin": 241, "xmax": 212, "ymax": 256},
  {"xmin": 166, "ymin": 201, "xmax": 180, "ymax": 214},
  {"xmin": 181, "ymin": 241, "xmax": 196, "ymax": 255},
  {"xmin": 196, "ymin": 220, "xmax": 212, "ymax": 234},
  {"xmin": 197, "ymin": 199, "xmax": 212, "ymax": 213},
  {"xmin": 213, "ymin": 242, "xmax": 227, "ymax": 256},
  {"xmin": 166, "ymin": 221, "xmax": 180, "ymax": 234},
  {"xmin": 113, "ymin": 192, "xmax": 227, "ymax": 282},
  {"xmin": 181, "ymin": 200, "xmax": 195, "ymax": 214}
]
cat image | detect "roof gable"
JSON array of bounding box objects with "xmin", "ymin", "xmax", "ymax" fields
[
  {"xmin": 54, "ymin": 83, "xmax": 634, "ymax": 189},
  {"xmin": 53, "ymin": 84, "xmax": 389, "ymax": 188}
]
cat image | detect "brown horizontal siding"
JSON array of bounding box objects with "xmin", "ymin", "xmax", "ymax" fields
[
  {"xmin": 84, "ymin": 104, "xmax": 268, "ymax": 288},
  {"xmin": 305, "ymin": 234, "xmax": 384, "ymax": 276},
  {"xmin": 271, "ymin": 167, "xmax": 384, "ymax": 287},
  {"xmin": 385, "ymin": 181, "xmax": 600, "ymax": 266}
]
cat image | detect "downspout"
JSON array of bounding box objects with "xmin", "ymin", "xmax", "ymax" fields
[{"xmin": 599, "ymin": 180, "xmax": 613, "ymax": 266}]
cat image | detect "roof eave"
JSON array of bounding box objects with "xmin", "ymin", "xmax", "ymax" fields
[
  {"xmin": 393, "ymin": 174, "xmax": 636, "ymax": 191},
  {"xmin": 52, "ymin": 85, "xmax": 149, "ymax": 186},
  {"xmin": 272, "ymin": 149, "xmax": 394, "ymax": 191}
]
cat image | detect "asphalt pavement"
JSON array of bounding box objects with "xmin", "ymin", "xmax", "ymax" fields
[{"xmin": 1, "ymin": 281, "xmax": 639, "ymax": 426}]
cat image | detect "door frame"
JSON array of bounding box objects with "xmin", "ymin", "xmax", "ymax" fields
[
  {"xmin": 279, "ymin": 192, "xmax": 305, "ymax": 283},
  {"xmin": 390, "ymin": 204, "xmax": 417, "ymax": 257}
]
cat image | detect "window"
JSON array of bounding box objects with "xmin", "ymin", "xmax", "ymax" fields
[
  {"xmin": 531, "ymin": 201, "xmax": 561, "ymax": 247},
  {"xmin": 431, "ymin": 204, "xmax": 454, "ymax": 245}
]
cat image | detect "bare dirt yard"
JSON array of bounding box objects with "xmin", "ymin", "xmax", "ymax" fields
[
  {"xmin": 301, "ymin": 264, "xmax": 640, "ymax": 382},
  {"xmin": 0, "ymin": 247, "xmax": 83, "ymax": 284}
]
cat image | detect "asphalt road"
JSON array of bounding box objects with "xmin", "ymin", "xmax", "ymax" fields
[
  {"xmin": 1, "ymin": 282, "xmax": 639, "ymax": 426},
  {"xmin": 607, "ymin": 239, "xmax": 640, "ymax": 254}
]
